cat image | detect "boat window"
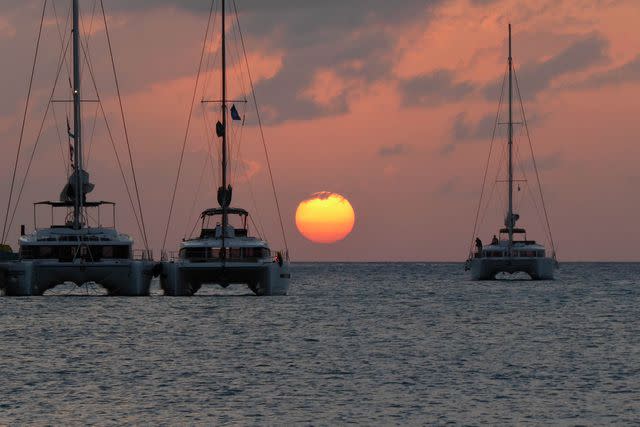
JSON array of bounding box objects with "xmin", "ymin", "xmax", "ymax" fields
[
  {"xmin": 38, "ymin": 246, "xmax": 53, "ymax": 257},
  {"xmin": 103, "ymin": 246, "xmax": 113, "ymax": 258}
]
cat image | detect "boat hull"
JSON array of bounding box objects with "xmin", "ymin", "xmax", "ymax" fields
[
  {"xmin": 469, "ymin": 257, "xmax": 555, "ymax": 280},
  {"xmin": 160, "ymin": 260, "xmax": 290, "ymax": 296},
  {"xmin": 0, "ymin": 260, "xmax": 157, "ymax": 296}
]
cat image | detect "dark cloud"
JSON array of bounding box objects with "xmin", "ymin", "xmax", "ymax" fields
[
  {"xmin": 401, "ymin": 69, "xmax": 474, "ymax": 107},
  {"xmin": 0, "ymin": 1, "xmax": 443, "ymax": 125},
  {"xmin": 485, "ymin": 33, "xmax": 609, "ymax": 99},
  {"xmin": 441, "ymin": 112, "xmax": 495, "ymax": 155},
  {"xmin": 573, "ymin": 55, "xmax": 640, "ymax": 89},
  {"xmin": 443, "ymin": 109, "xmax": 548, "ymax": 156},
  {"xmin": 378, "ymin": 143, "xmax": 409, "ymax": 157},
  {"xmin": 104, "ymin": 0, "xmax": 443, "ymax": 124}
]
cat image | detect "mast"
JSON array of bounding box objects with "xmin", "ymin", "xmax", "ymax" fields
[
  {"xmin": 507, "ymin": 23, "xmax": 514, "ymax": 247},
  {"xmin": 72, "ymin": 0, "xmax": 83, "ymax": 229},
  {"xmin": 221, "ymin": 0, "xmax": 228, "ymax": 252}
]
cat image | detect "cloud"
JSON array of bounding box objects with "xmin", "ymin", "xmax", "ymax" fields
[
  {"xmin": 441, "ymin": 112, "xmax": 495, "ymax": 155},
  {"xmin": 486, "ymin": 33, "xmax": 609, "ymax": 99},
  {"xmin": 378, "ymin": 144, "xmax": 409, "ymax": 157},
  {"xmin": 401, "ymin": 69, "xmax": 474, "ymax": 106},
  {"xmin": 573, "ymin": 55, "xmax": 640, "ymax": 89},
  {"xmin": 303, "ymin": 191, "xmax": 346, "ymax": 202},
  {"xmin": 100, "ymin": 0, "xmax": 443, "ymax": 124}
]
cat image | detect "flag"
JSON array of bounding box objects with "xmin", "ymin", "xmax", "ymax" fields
[
  {"xmin": 230, "ymin": 104, "xmax": 241, "ymax": 121},
  {"xmin": 216, "ymin": 121, "xmax": 225, "ymax": 138}
]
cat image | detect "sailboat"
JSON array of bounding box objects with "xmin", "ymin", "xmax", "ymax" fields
[
  {"xmin": 466, "ymin": 24, "xmax": 558, "ymax": 280},
  {"xmin": 160, "ymin": 0, "xmax": 290, "ymax": 296},
  {"xmin": 0, "ymin": 0, "xmax": 156, "ymax": 296}
]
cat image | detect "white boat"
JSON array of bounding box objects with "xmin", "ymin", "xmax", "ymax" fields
[
  {"xmin": 161, "ymin": 0, "xmax": 290, "ymax": 296},
  {"xmin": 466, "ymin": 25, "xmax": 558, "ymax": 280},
  {"xmin": 0, "ymin": 0, "xmax": 156, "ymax": 296}
]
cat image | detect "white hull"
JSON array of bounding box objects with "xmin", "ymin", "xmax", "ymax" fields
[
  {"xmin": 0, "ymin": 260, "xmax": 156, "ymax": 296},
  {"xmin": 470, "ymin": 257, "xmax": 555, "ymax": 280},
  {"xmin": 161, "ymin": 260, "xmax": 290, "ymax": 296}
]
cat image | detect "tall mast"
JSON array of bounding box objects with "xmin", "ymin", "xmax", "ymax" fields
[
  {"xmin": 72, "ymin": 0, "xmax": 83, "ymax": 229},
  {"xmin": 507, "ymin": 23, "xmax": 514, "ymax": 247},
  {"xmin": 221, "ymin": 0, "xmax": 228, "ymax": 249}
]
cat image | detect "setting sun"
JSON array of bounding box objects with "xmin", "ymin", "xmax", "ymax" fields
[{"xmin": 295, "ymin": 192, "xmax": 355, "ymax": 244}]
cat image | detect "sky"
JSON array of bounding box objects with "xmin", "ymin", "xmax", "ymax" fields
[{"xmin": 0, "ymin": 0, "xmax": 639, "ymax": 261}]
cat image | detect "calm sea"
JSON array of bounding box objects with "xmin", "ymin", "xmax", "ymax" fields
[{"xmin": 1, "ymin": 262, "xmax": 638, "ymax": 425}]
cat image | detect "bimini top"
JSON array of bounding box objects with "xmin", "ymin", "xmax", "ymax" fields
[
  {"xmin": 200, "ymin": 207, "xmax": 249, "ymax": 218},
  {"xmin": 35, "ymin": 200, "xmax": 115, "ymax": 208}
]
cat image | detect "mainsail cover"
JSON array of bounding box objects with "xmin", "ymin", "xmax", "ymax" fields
[{"xmin": 60, "ymin": 169, "xmax": 95, "ymax": 204}]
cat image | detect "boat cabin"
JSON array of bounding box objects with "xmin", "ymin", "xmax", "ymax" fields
[
  {"xmin": 19, "ymin": 200, "xmax": 133, "ymax": 261},
  {"xmin": 475, "ymin": 228, "xmax": 546, "ymax": 258},
  {"xmin": 179, "ymin": 207, "xmax": 271, "ymax": 262}
]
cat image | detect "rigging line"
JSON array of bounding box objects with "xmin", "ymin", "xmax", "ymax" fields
[
  {"xmin": 514, "ymin": 122, "xmax": 552, "ymax": 247},
  {"xmin": 51, "ymin": 105, "xmax": 70, "ymax": 176},
  {"xmin": 230, "ymin": 110, "xmax": 245, "ymax": 183},
  {"xmin": 242, "ymin": 156, "xmax": 268, "ymax": 241},
  {"xmin": 51, "ymin": 0, "xmax": 73, "ymax": 98},
  {"xmin": 233, "ymin": 0, "xmax": 288, "ymax": 255},
  {"xmin": 84, "ymin": 102, "xmax": 100, "ymax": 168},
  {"xmin": 466, "ymin": 64, "xmax": 508, "ymax": 256},
  {"xmin": 6, "ymin": 31, "xmax": 71, "ymax": 241},
  {"xmin": 478, "ymin": 142, "xmax": 507, "ymax": 234},
  {"xmin": 230, "ymin": 102, "xmax": 248, "ymax": 184},
  {"xmin": 100, "ymin": 0, "xmax": 149, "ymax": 250},
  {"xmin": 79, "ymin": 0, "xmax": 99, "ymax": 170},
  {"xmin": 75, "ymin": 19, "xmax": 146, "ymax": 245},
  {"xmin": 1, "ymin": 0, "xmax": 48, "ymax": 244},
  {"xmin": 513, "ymin": 66, "xmax": 557, "ymax": 257},
  {"xmin": 162, "ymin": 0, "xmax": 217, "ymax": 252},
  {"xmin": 248, "ymin": 215, "xmax": 263, "ymax": 240},
  {"xmin": 202, "ymin": 104, "xmax": 221, "ymax": 189},
  {"xmin": 183, "ymin": 107, "xmax": 215, "ymax": 239},
  {"xmin": 200, "ymin": 99, "xmax": 221, "ymax": 188},
  {"xmin": 230, "ymin": 20, "xmax": 249, "ymax": 103},
  {"xmin": 231, "ymin": 132, "xmax": 267, "ymax": 241},
  {"xmin": 79, "ymin": 0, "xmax": 98, "ymax": 81},
  {"xmin": 187, "ymin": 214, "xmax": 202, "ymax": 241},
  {"xmin": 201, "ymin": 6, "xmax": 220, "ymax": 108},
  {"xmin": 96, "ymin": 103, "xmax": 146, "ymax": 245}
]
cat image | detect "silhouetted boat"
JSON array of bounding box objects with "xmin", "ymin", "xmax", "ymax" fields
[
  {"xmin": 466, "ymin": 24, "xmax": 558, "ymax": 280},
  {"xmin": 0, "ymin": 0, "xmax": 155, "ymax": 296},
  {"xmin": 160, "ymin": 0, "xmax": 290, "ymax": 296}
]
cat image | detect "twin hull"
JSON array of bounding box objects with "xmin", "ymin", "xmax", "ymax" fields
[
  {"xmin": 0, "ymin": 260, "xmax": 156, "ymax": 296},
  {"xmin": 470, "ymin": 257, "xmax": 555, "ymax": 280},
  {"xmin": 161, "ymin": 260, "xmax": 290, "ymax": 296}
]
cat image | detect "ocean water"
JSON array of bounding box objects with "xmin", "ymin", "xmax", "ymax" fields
[{"xmin": 1, "ymin": 262, "xmax": 639, "ymax": 425}]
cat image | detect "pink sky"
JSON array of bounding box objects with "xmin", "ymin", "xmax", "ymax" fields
[{"xmin": 0, "ymin": 0, "xmax": 639, "ymax": 261}]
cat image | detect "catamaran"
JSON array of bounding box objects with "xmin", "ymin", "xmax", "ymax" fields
[
  {"xmin": 160, "ymin": 0, "xmax": 290, "ymax": 296},
  {"xmin": 0, "ymin": 0, "xmax": 156, "ymax": 296},
  {"xmin": 466, "ymin": 24, "xmax": 558, "ymax": 280}
]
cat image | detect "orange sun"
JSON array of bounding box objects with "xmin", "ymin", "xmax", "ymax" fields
[{"xmin": 295, "ymin": 192, "xmax": 355, "ymax": 244}]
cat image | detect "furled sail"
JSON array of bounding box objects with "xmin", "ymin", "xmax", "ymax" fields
[{"xmin": 60, "ymin": 169, "xmax": 95, "ymax": 204}]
